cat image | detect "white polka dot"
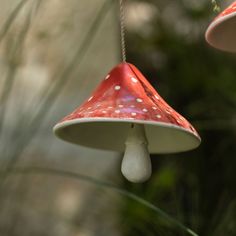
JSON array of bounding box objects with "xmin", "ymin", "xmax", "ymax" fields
[
  {"xmin": 180, "ymin": 117, "xmax": 185, "ymax": 121},
  {"xmin": 152, "ymin": 107, "xmax": 157, "ymax": 110},
  {"xmin": 131, "ymin": 77, "xmax": 138, "ymax": 83},
  {"xmin": 108, "ymin": 106, "xmax": 113, "ymax": 109},
  {"xmin": 131, "ymin": 112, "xmax": 137, "ymax": 116},
  {"xmin": 142, "ymin": 108, "xmax": 148, "ymax": 112},
  {"xmin": 156, "ymin": 115, "xmax": 161, "ymax": 119},
  {"xmin": 115, "ymin": 85, "xmax": 121, "ymax": 91},
  {"xmin": 105, "ymin": 74, "xmax": 110, "ymax": 80},
  {"xmin": 88, "ymin": 111, "xmax": 93, "ymax": 114},
  {"xmin": 155, "ymin": 95, "xmax": 160, "ymax": 100},
  {"xmin": 176, "ymin": 119, "xmax": 181, "ymax": 124},
  {"xmin": 166, "ymin": 110, "xmax": 171, "ymax": 114},
  {"xmin": 102, "ymin": 111, "xmax": 107, "ymax": 113},
  {"xmin": 130, "ymin": 105, "xmax": 135, "ymax": 108},
  {"xmin": 115, "ymin": 110, "xmax": 120, "ymax": 114},
  {"xmin": 136, "ymin": 98, "xmax": 143, "ymax": 103},
  {"xmin": 118, "ymin": 105, "xmax": 124, "ymax": 108},
  {"xmin": 87, "ymin": 107, "xmax": 92, "ymax": 110},
  {"xmin": 88, "ymin": 96, "xmax": 93, "ymax": 101}
]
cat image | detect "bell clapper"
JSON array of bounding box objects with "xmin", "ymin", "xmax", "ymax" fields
[{"xmin": 121, "ymin": 124, "xmax": 152, "ymax": 183}]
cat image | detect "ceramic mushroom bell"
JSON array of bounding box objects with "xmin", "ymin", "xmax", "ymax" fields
[
  {"xmin": 206, "ymin": 1, "xmax": 236, "ymax": 52},
  {"xmin": 53, "ymin": 63, "xmax": 201, "ymax": 183}
]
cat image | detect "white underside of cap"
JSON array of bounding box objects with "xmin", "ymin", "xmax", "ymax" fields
[
  {"xmin": 205, "ymin": 12, "xmax": 236, "ymax": 52},
  {"xmin": 53, "ymin": 117, "xmax": 201, "ymax": 154}
]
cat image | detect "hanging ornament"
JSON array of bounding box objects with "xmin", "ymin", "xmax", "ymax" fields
[
  {"xmin": 53, "ymin": 0, "xmax": 201, "ymax": 183},
  {"xmin": 53, "ymin": 62, "xmax": 201, "ymax": 183},
  {"xmin": 206, "ymin": 1, "xmax": 236, "ymax": 52}
]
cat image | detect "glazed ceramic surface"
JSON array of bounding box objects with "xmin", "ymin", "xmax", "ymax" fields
[
  {"xmin": 54, "ymin": 63, "xmax": 201, "ymax": 153},
  {"xmin": 206, "ymin": 1, "xmax": 236, "ymax": 52}
]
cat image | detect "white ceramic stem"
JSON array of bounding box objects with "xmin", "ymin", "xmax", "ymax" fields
[{"xmin": 121, "ymin": 124, "xmax": 152, "ymax": 183}]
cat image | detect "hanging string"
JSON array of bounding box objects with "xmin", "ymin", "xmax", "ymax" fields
[{"xmin": 119, "ymin": 0, "xmax": 126, "ymax": 62}]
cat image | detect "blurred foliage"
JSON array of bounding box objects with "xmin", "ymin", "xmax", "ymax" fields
[
  {"xmin": 120, "ymin": 0, "xmax": 236, "ymax": 235},
  {"xmin": 0, "ymin": 0, "xmax": 236, "ymax": 236}
]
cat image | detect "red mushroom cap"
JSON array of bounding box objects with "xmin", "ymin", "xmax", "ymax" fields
[
  {"xmin": 54, "ymin": 62, "xmax": 201, "ymax": 153},
  {"xmin": 205, "ymin": 1, "xmax": 236, "ymax": 52}
]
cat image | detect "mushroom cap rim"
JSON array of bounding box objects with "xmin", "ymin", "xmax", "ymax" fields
[
  {"xmin": 205, "ymin": 11, "xmax": 236, "ymax": 52},
  {"xmin": 53, "ymin": 117, "xmax": 201, "ymax": 154}
]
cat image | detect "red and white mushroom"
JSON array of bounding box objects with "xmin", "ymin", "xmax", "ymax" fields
[
  {"xmin": 206, "ymin": 1, "xmax": 236, "ymax": 52},
  {"xmin": 54, "ymin": 63, "xmax": 201, "ymax": 183}
]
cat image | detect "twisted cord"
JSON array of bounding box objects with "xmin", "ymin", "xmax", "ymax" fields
[{"xmin": 119, "ymin": 0, "xmax": 126, "ymax": 62}]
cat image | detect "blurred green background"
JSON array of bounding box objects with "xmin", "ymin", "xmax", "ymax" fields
[{"xmin": 0, "ymin": 0, "xmax": 236, "ymax": 235}]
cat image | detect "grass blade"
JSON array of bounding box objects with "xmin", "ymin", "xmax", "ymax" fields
[
  {"xmin": 1, "ymin": 166, "xmax": 199, "ymax": 236},
  {"xmin": 0, "ymin": 0, "xmax": 29, "ymax": 43},
  {"xmin": 3, "ymin": 0, "xmax": 115, "ymax": 169}
]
